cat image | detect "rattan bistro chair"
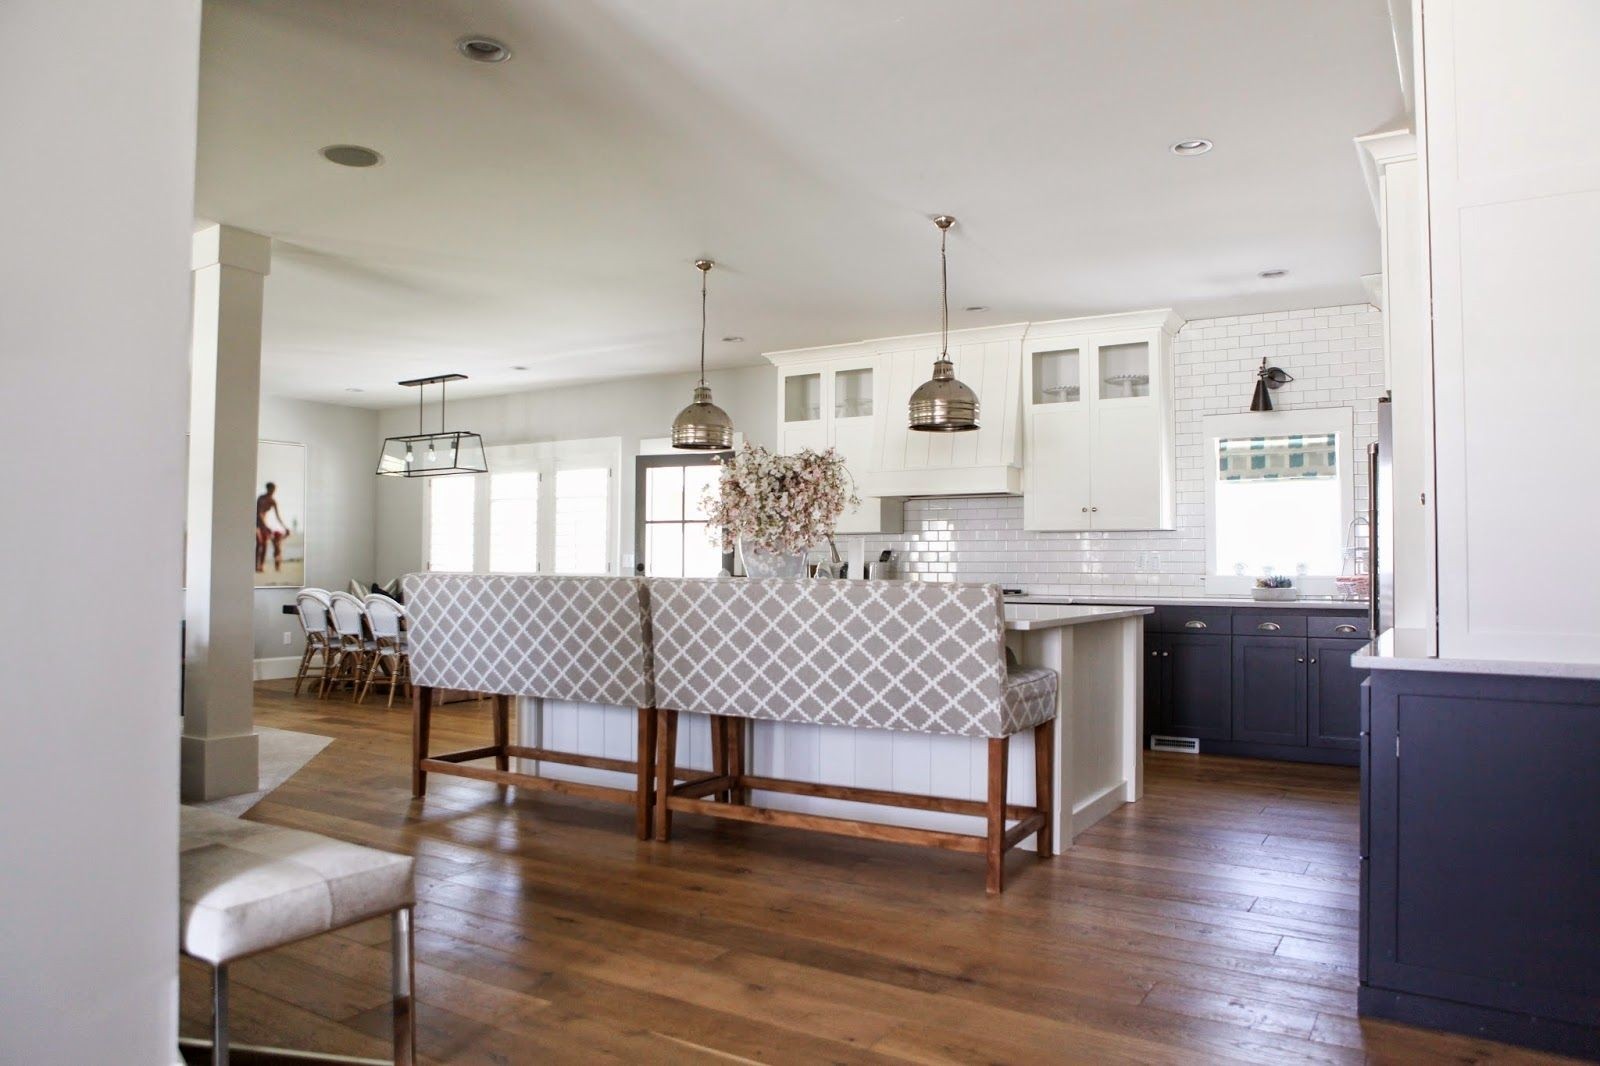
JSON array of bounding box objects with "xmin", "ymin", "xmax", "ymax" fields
[
  {"xmin": 360, "ymin": 593, "xmax": 410, "ymax": 708},
  {"xmin": 326, "ymin": 591, "xmax": 375, "ymax": 699},
  {"xmin": 292, "ymin": 589, "xmax": 335, "ymax": 697}
]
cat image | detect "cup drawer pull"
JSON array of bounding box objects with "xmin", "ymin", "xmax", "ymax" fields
[
  {"xmin": 1334, "ymin": 624, "xmax": 1359, "ymax": 634},
  {"xmin": 1184, "ymin": 620, "xmax": 1208, "ymax": 629},
  {"xmin": 1257, "ymin": 622, "xmax": 1282, "ymax": 632}
]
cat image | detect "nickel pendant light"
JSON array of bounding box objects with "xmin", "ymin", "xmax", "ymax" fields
[
  {"xmin": 374, "ymin": 374, "xmax": 489, "ymax": 477},
  {"xmin": 671, "ymin": 259, "xmax": 735, "ymax": 450},
  {"xmin": 908, "ymin": 215, "xmax": 979, "ymax": 432}
]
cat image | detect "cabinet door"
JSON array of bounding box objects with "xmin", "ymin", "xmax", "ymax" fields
[
  {"xmin": 1088, "ymin": 336, "xmax": 1164, "ymax": 530},
  {"xmin": 779, "ymin": 368, "xmax": 826, "ymax": 455},
  {"xmin": 1164, "ymin": 633, "xmax": 1232, "ymax": 740},
  {"xmin": 1307, "ymin": 637, "xmax": 1365, "ymax": 749},
  {"xmin": 1144, "ymin": 634, "xmax": 1168, "ymax": 734},
  {"xmin": 1232, "ymin": 636, "xmax": 1307, "ymax": 745},
  {"xmin": 1025, "ymin": 407, "xmax": 1092, "ymax": 530}
]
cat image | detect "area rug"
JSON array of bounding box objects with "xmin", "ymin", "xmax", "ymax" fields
[{"xmin": 190, "ymin": 727, "xmax": 333, "ymax": 817}]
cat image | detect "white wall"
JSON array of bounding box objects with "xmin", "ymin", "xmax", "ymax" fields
[
  {"xmin": 255, "ymin": 398, "xmax": 379, "ymax": 665},
  {"xmin": 375, "ymin": 365, "xmax": 775, "ymax": 578},
  {"xmin": 0, "ymin": 1, "xmax": 197, "ymax": 1061},
  {"xmin": 848, "ymin": 304, "xmax": 1385, "ymax": 595}
]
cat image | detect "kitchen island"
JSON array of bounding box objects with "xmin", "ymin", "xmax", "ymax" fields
[{"xmin": 518, "ymin": 600, "xmax": 1150, "ymax": 854}]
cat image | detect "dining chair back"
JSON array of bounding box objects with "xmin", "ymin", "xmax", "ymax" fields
[
  {"xmin": 292, "ymin": 589, "xmax": 335, "ymax": 697},
  {"xmin": 360, "ymin": 593, "xmax": 410, "ymax": 707}
]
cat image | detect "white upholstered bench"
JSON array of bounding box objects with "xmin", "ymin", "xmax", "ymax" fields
[{"xmin": 179, "ymin": 806, "xmax": 417, "ymax": 1065}]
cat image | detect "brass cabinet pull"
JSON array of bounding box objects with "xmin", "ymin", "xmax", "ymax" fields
[
  {"xmin": 1257, "ymin": 622, "xmax": 1281, "ymax": 632},
  {"xmin": 1334, "ymin": 624, "xmax": 1358, "ymax": 634},
  {"xmin": 1184, "ymin": 620, "xmax": 1207, "ymax": 629}
]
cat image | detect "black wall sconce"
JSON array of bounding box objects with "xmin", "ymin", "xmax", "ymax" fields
[{"xmin": 1249, "ymin": 358, "xmax": 1294, "ymax": 411}]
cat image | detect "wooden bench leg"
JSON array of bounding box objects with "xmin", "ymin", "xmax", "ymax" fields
[
  {"xmin": 1034, "ymin": 718, "xmax": 1055, "ymax": 859},
  {"xmin": 636, "ymin": 707, "xmax": 657, "ymax": 841},
  {"xmin": 393, "ymin": 907, "xmax": 416, "ymax": 1065},
  {"xmin": 412, "ymin": 686, "xmax": 433, "ymax": 798},
  {"xmin": 986, "ymin": 736, "xmax": 1008, "ymax": 895},
  {"xmin": 211, "ymin": 963, "xmax": 229, "ymax": 1066},
  {"xmin": 711, "ymin": 715, "xmax": 730, "ymax": 802},
  {"xmin": 654, "ymin": 709, "xmax": 678, "ymax": 841}
]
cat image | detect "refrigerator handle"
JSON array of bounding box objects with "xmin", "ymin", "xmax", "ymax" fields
[{"xmin": 1367, "ymin": 441, "xmax": 1380, "ymax": 638}]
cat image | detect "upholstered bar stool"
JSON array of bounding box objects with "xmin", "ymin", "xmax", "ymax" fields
[
  {"xmin": 179, "ymin": 806, "xmax": 416, "ymax": 1065},
  {"xmin": 403, "ymin": 573, "xmax": 658, "ymax": 838},
  {"xmin": 648, "ymin": 578, "xmax": 1058, "ymax": 894}
]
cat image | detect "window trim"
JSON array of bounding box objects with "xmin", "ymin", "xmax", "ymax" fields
[
  {"xmin": 1202, "ymin": 407, "xmax": 1356, "ymax": 596},
  {"xmin": 634, "ymin": 452, "xmax": 734, "ymax": 577}
]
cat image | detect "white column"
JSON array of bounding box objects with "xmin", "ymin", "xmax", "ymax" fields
[{"xmin": 182, "ymin": 225, "xmax": 271, "ymax": 801}]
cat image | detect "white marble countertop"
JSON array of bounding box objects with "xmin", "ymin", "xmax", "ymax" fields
[
  {"xmin": 1005, "ymin": 594, "xmax": 1367, "ymax": 612},
  {"xmin": 1352, "ymin": 628, "xmax": 1600, "ymax": 680},
  {"xmin": 1003, "ymin": 603, "xmax": 1153, "ymax": 630}
]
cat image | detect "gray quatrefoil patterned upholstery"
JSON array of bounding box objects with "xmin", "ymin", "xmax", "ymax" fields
[
  {"xmin": 403, "ymin": 573, "xmax": 654, "ymax": 707},
  {"xmin": 180, "ymin": 806, "xmax": 414, "ymax": 965},
  {"xmin": 648, "ymin": 578, "xmax": 1057, "ymax": 738}
]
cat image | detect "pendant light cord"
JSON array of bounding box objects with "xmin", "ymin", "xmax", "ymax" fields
[
  {"xmin": 940, "ymin": 223, "xmax": 950, "ymax": 361},
  {"xmin": 699, "ymin": 264, "xmax": 709, "ymax": 388}
]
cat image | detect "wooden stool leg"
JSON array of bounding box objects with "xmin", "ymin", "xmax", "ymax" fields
[
  {"xmin": 635, "ymin": 707, "xmax": 657, "ymax": 841},
  {"xmin": 711, "ymin": 715, "xmax": 730, "ymax": 802},
  {"xmin": 211, "ymin": 963, "xmax": 229, "ymax": 1066},
  {"xmin": 1034, "ymin": 719, "xmax": 1055, "ymax": 859},
  {"xmin": 392, "ymin": 906, "xmax": 416, "ymax": 1066},
  {"xmin": 986, "ymin": 736, "xmax": 1009, "ymax": 895},
  {"xmin": 493, "ymin": 695, "xmax": 511, "ymax": 772},
  {"xmin": 412, "ymin": 685, "xmax": 433, "ymax": 798},
  {"xmin": 654, "ymin": 709, "xmax": 678, "ymax": 841},
  {"xmin": 730, "ymin": 717, "xmax": 749, "ymax": 805}
]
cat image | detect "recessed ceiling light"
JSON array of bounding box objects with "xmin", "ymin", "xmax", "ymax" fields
[
  {"xmin": 457, "ymin": 35, "xmax": 511, "ymax": 63},
  {"xmin": 510, "ymin": 365, "xmax": 530, "ymax": 371},
  {"xmin": 1170, "ymin": 139, "xmax": 1213, "ymax": 156},
  {"xmin": 1258, "ymin": 268, "xmax": 1289, "ymax": 279},
  {"xmin": 721, "ymin": 336, "xmax": 744, "ymax": 343},
  {"xmin": 320, "ymin": 144, "xmax": 383, "ymax": 168},
  {"xmin": 344, "ymin": 387, "xmax": 364, "ymax": 393},
  {"xmin": 964, "ymin": 305, "xmax": 988, "ymax": 313}
]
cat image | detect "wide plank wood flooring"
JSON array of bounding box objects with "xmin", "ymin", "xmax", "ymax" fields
[{"xmin": 186, "ymin": 681, "xmax": 1578, "ymax": 1064}]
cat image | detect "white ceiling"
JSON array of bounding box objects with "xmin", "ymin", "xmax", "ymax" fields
[{"xmin": 196, "ymin": 0, "xmax": 1404, "ymax": 408}]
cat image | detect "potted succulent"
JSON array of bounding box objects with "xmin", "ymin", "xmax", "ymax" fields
[
  {"xmin": 701, "ymin": 444, "xmax": 859, "ymax": 578},
  {"xmin": 1251, "ymin": 574, "xmax": 1300, "ymax": 601}
]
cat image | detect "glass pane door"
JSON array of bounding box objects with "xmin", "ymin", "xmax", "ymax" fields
[
  {"xmin": 1098, "ymin": 341, "xmax": 1151, "ymax": 399},
  {"xmin": 637, "ymin": 455, "xmax": 729, "ymax": 577}
]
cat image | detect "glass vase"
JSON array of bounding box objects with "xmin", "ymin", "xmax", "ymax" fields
[{"xmin": 739, "ymin": 539, "xmax": 808, "ymax": 579}]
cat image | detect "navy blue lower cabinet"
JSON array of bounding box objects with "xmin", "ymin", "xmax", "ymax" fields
[
  {"xmin": 1231, "ymin": 635, "xmax": 1308, "ymax": 745},
  {"xmin": 1162, "ymin": 632, "xmax": 1232, "ymax": 740},
  {"xmin": 1307, "ymin": 637, "xmax": 1366, "ymax": 749},
  {"xmin": 1361, "ymin": 668, "xmax": 1600, "ymax": 1059}
]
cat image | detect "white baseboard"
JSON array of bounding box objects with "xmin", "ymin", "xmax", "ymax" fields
[
  {"xmin": 1071, "ymin": 780, "xmax": 1128, "ymax": 839},
  {"xmin": 253, "ymin": 655, "xmax": 301, "ymax": 681}
]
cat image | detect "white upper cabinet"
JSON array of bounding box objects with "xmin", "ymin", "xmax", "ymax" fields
[
  {"xmin": 1021, "ymin": 310, "xmax": 1182, "ymax": 531},
  {"xmin": 773, "ymin": 354, "xmax": 901, "ymax": 534}
]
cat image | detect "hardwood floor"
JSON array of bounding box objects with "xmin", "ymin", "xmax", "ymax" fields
[{"xmin": 187, "ymin": 682, "xmax": 1577, "ymax": 1064}]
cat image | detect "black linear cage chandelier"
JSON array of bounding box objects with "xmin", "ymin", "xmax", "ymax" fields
[
  {"xmin": 908, "ymin": 215, "xmax": 979, "ymax": 432},
  {"xmin": 375, "ymin": 374, "xmax": 489, "ymax": 477}
]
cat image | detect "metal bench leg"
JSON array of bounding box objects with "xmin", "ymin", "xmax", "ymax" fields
[
  {"xmin": 392, "ymin": 907, "xmax": 416, "ymax": 1065},
  {"xmin": 212, "ymin": 963, "xmax": 230, "ymax": 1066}
]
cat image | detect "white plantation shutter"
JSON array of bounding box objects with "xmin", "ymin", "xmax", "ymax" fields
[
  {"xmin": 553, "ymin": 467, "xmax": 609, "ymax": 574},
  {"xmin": 427, "ymin": 476, "xmax": 475, "ymax": 571},
  {"xmin": 489, "ymin": 471, "xmax": 539, "ymax": 572}
]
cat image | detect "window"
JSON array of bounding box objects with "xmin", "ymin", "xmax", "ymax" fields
[
  {"xmin": 488, "ymin": 471, "xmax": 539, "ymax": 572},
  {"xmin": 423, "ymin": 438, "xmax": 621, "ymax": 575},
  {"xmin": 426, "ymin": 475, "xmax": 475, "ymax": 571},
  {"xmin": 1203, "ymin": 409, "xmax": 1355, "ymax": 595},
  {"xmin": 553, "ymin": 467, "xmax": 610, "ymax": 574},
  {"xmin": 636, "ymin": 454, "xmax": 729, "ymax": 577}
]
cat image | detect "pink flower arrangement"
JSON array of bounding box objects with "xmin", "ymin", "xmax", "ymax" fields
[{"xmin": 701, "ymin": 445, "xmax": 859, "ymax": 556}]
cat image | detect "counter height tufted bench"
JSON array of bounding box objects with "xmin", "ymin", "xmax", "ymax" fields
[
  {"xmin": 648, "ymin": 578, "xmax": 1058, "ymax": 894},
  {"xmin": 179, "ymin": 806, "xmax": 416, "ymax": 1065}
]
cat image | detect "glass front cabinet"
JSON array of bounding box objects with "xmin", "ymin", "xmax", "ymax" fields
[
  {"xmin": 1021, "ymin": 309, "xmax": 1182, "ymax": 531},
  {"xmin": 774, "ymin": 357, "xmax": 902, "ymax": 535}
]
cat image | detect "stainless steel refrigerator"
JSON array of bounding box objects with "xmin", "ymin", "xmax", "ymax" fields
[{"xmin": 1367, "ymin": 395, "xmax": 1394, "ymax": 638}]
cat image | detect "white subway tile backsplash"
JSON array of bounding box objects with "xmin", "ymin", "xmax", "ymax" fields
[{"xmin": 840, "ymin": 303, "xmax": 1384, "ymax": 596}]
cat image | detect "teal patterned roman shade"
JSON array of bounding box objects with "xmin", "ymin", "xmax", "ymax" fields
[{"xmin": 1217, "ymin": 433, "xmax": 1338, "ymax": 482}]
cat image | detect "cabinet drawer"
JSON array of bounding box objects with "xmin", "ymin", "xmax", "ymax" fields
[
  {"xmin": 1232, "ymin": 610, "xmax": 1308, "ymax": 637},
  {"xmin": 1309, "ymin": 614, "xmax": 1369, "ymax": 639},
  {"xmin": 1151, "ymin": 606, "xmax": 1231, "ymax": 634}
]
